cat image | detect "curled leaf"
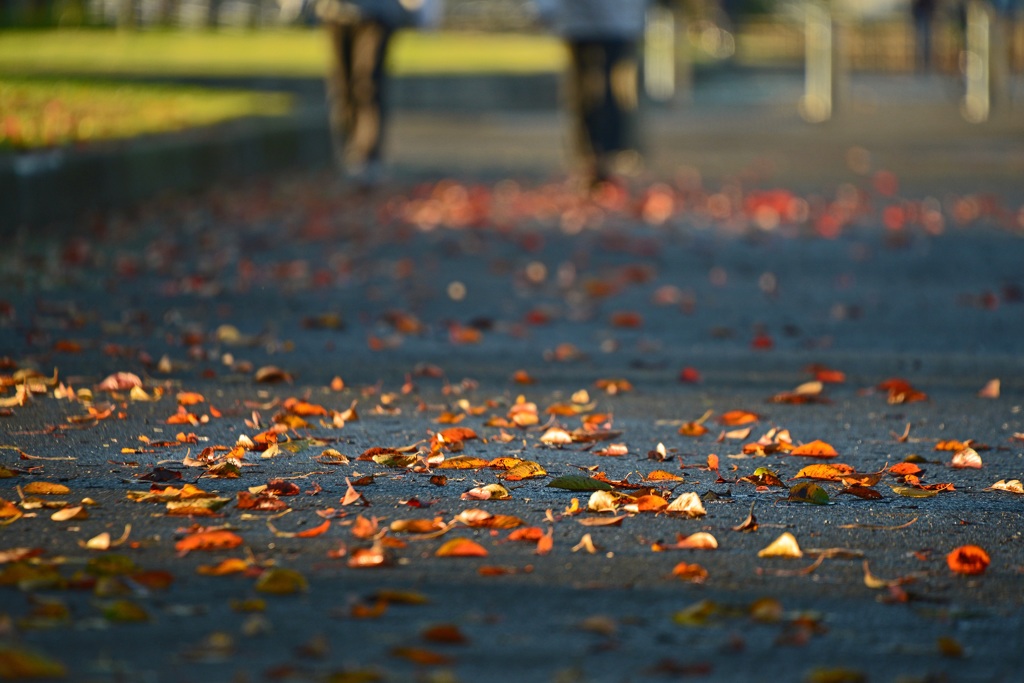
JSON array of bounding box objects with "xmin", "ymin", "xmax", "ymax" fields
[{"xmin": 946, "ymin": 545, "xmax": 990, "ymax": 575}]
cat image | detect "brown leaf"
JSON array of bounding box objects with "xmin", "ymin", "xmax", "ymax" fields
[{"xmin": 254, "ymin": 366, "xmax": 293, "ymax": 383}]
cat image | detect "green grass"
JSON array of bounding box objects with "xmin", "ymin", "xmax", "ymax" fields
[
  {"xmin": 0, "ymin": 28, "xmax": 565, "ymax": 151},
  {"xmin": 0, "ymin": 76, "xmax": 291, "ymax": 150},
  {"xmin": 0, "ymin": 28, "xmax": 566, "ymax": 77}
]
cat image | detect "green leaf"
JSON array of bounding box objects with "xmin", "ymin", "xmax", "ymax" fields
[
  {"xmin": 546, "ymin": 475, "xmax": 614, "ymax": 492},
  {"xmin": 787, "ymin": 482, "xmax": 831, "ymax": 505}
]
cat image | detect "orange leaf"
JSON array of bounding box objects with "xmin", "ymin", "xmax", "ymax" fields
[
  {"xmin": 176, "ymin": 391, "xmax": 205, "ymax": 405},
  {"xmin": 888, "ymin": 462, "xmax": 922, "ymax": 477},
  {"xmin": 175, "ymin": 530, "xmax": 244, "ymax": 555},
  {"xmin": 634, "ymin": 495, "xmax": 669, "ymax": 512},
  {"xmin": 535, "ymin": 528, "xmax": 554, "ymax": 556},
  {"xmin": 946, "ymin": 545, "xmax": 990, "ymax": 575},
  {"xmin": 296, "ymin": 519, "xmax": 332, "ymax": 538},
  {"xmin": 610, "ymin": 311, "xmax": 644, "ymax": 328},
  {"xmin": 671, "ymin": 562, "xmax": 708, "ymax": 583},
  {"xmin": 790, "ymin": 440, "xmax": 839, "ymax": 458},
  {"xmin": 391, "ymin": 646, "xmax": 453, "ymax": 666},
  {"xmin": 935, "ymin": 439, "xmax": 970, "ymax": 452},
  {"xmin": 422, "ymin": 624, "xmax": 468, "ymax": 644},
  {"xmin": 437, "ymin": 427, "xmax": 478, "ymax": 442},
  {"xmin": 196, "ymin": 558, "xmax": 253, "ymax": 576},
  {"xmin": 436, "ymin": 538, "xmax": 488, "ymax": 557},
  {"xmin": 351, "ymin": 515, "xmax": 379, "ymax": 540},
  {"xmin": 507, "ymin": 527, "xmax": 545, "ymax": 542},
  {"xmin": 718, "ymin": 410, "xmax": 759, "ymax": 426},
  {"xmin": 792, "ymin": 463, "xmax": 854, "ymax": 481},
  {"xmin": 282, "ymin": 398, "xmax": 329, "ymax": 416},
  {"xmin": 646, "ymin": 470, "xmax": 684, "ymax": 482},
  {"xmin": 679, "ymin": 422, "xmax": 709, "ymax": 437}
]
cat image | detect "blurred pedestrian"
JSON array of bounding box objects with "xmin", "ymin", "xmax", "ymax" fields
[
  {"xmin": 912, "ymin": 0, "xmax": 938, "ymax": 72},
  {"xmin": 542, "ymin": 0, "xmax": 650, "ymax": 189},
  {"xmin": 316, "ymin": 0, "xmax": 441, "ymax": 187}
]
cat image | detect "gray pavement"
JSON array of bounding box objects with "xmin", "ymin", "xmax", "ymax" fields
[{"xmin": 1, "ymin": 68, "xmax": 1024, "ymax": 683}]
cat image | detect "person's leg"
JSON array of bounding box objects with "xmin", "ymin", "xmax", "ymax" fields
[
  {"xmin": 324, "ymin": 21, "xmax": 355, "ymax": 171},
  {"xmin": 603, "ymin": 39, "xmax": 641, "ymax": 170},
  {"xmin": 346, "ymin": 19, "xmax": 393, "ymax": 172},
  {"xmin": 567, "ymin": 38, "xmax": 641, "ymax": 186}
]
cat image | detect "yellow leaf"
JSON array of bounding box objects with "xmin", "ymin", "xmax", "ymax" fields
[
  {"xmin": 665, "ymin": 492, "xmax": 706, "ymax": 517},
  {"xmin": 21, "ymin": 482, "xmax": 71, "ymax": 495},
  {"xmin": 255, "ymin": 568, "xmax": 309, "ymax": 594},
  {"xmin": 502, "ymin": 460, "xmax": 547, "ymax": 481},
  {"xmin": 757, "ymin": 532, "xmax": 803, "ymax": 558}
]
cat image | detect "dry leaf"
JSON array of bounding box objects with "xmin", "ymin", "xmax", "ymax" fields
[
  {"xmin": 665, "ymin": 492, "xmax": 706, "ymax": 517},
  {"xmin": 950, "ymin": 447, "xmax": 982, "ymax": 469},
  {"xmin": 987, "ymin": 479, "xmax": 1024, "ymax": 494},
  {"xmin": 946, "ymin": 545, "xmax": 990, "ymax": 575},
  {"xmin": 977, "ymin": 379, "xmax": 1000, "ymax": 398},
  {"xmin": 671, "ymin": 562, "xmax": 709, "ymax": 583},
  {"xmin": 758, "ymin": 532, "xmax": 803, "ymax": 559},
  {"xmin": 436, "ymin": 538, "xmax": 488, "ymax": 558},
  {"xmin": 790, "ymin": 440, "xmax": 839, "ymax": 458}
]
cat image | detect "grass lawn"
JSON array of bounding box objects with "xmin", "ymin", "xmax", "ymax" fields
[
  {"xmin": 1, "ymin": 76, "xmax": 291, "ymax": 150},
  {"xmin": 0, "ymin": 28, "xmax": 565, "ymax": 150},
  {"xmin": 0, "ymin": 28, "xmax": 566, "ymax": 77}
]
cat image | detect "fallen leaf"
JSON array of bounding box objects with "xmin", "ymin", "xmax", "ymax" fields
[
  {"xmin": 436, "ymin": 538, "xmax": 488, "ymax": 558},
  {"xmin": 21, "ymin": 482, "xmax": 71, "ymax": 496},
  {"xmin": 546, "ymin": 475, "xmax": 613, "ymax": 492},
  {"xmin": 653, "ymin": 532, "xmax": 718, "ymax": 551},
  {"xmin": 571, "ymin": 533, "xmax": 599, "ymax": 554},
  {"xmin": 255, "ymin": 568, "xmax": 308, "ymax": 594},
  {"xmin": 422, "ymin": 624, "xmax": 468, "ymax": 644},
  {"xmin": 175, "ymin": 530, "xmax": 244, "ymax": 555},
  {"xmin": 665, "ymin": 492, "xmax": 707, "ymax": 517},
  {"xmin": 790, "ymin": 440, "xmax": 839, "ymax": 458},
  {"xmin": 502, "ymin": 460, "xmax": 547, "ymax": 481},
  {"xmin": 888, "ymin": 462, "xmax": 922, "ymax": 477},
  {"xmin": 977, "ymin": 378, "xmax": 1000, "ymax": 398},
  {"xmin": 787, "ymin": 482, "xmax": 831, "ymax": 505},
  {"xmin": 671, "ymin": 562, "xmax": 708, "ymax": 583},
  {"xmin": 0, "ymin": 645, "xmax": 66, "ymax": 679},
  {"xmin": 947, "ymin": 545, "xmax": 990, "ymax": 575},
  {"xmin": 950, "ymin": 447, "xmax": 982, "ymax": 469},
  {"xmin": 718, "ymin": 410, "xmax": 759, "ymax": 426},
  {"xmin": 732, "ymin": 503, "xmax": 758, "ymax": 532},
  {"xmin": 987, "ymin": 479, "xmax": 1024, "ymax": 494},
  {"xmin": 96, "ymin": 372, "xmax": 143, "ymax": 392},
  {"xmin": 758, "ymin": 532, "xmax": 803, "ymax": 558}
]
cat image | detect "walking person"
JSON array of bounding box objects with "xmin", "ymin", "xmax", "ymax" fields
[
  {"xmin": 912, "ymin": 0, "xmax": 939, "ymax": 72},
  {"xmin": 544, "ymin": 0, "xmax": 650, "ymax": 189},
  {"xmin": 316, "ymin": 0, "xmax": 441, "ymax": 188}
]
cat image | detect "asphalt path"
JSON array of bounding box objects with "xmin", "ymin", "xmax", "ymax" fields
[{"xmin": 2, "ymin": 71, "xmax": 1024, "ymax": 682}]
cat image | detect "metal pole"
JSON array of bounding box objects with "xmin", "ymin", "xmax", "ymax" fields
[
  {"xmin": 963, "ymin": 0, "xmax": 991, "ymax": 122},
  {"xmin": 801, "ymin": 1, "xmax": 832, "ymax": 122},
  {"xmin": 645, "ymin": 3, "xmax": 677, "ymax": 102}
]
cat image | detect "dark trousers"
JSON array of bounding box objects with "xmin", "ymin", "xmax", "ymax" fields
[
  {"xmin": 325, "ymin": 19, "xmax": 393, "ymax": 169},
  {"xmin": 566, "ymin": 39, "xmax": 641, "ymax": 180}
]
